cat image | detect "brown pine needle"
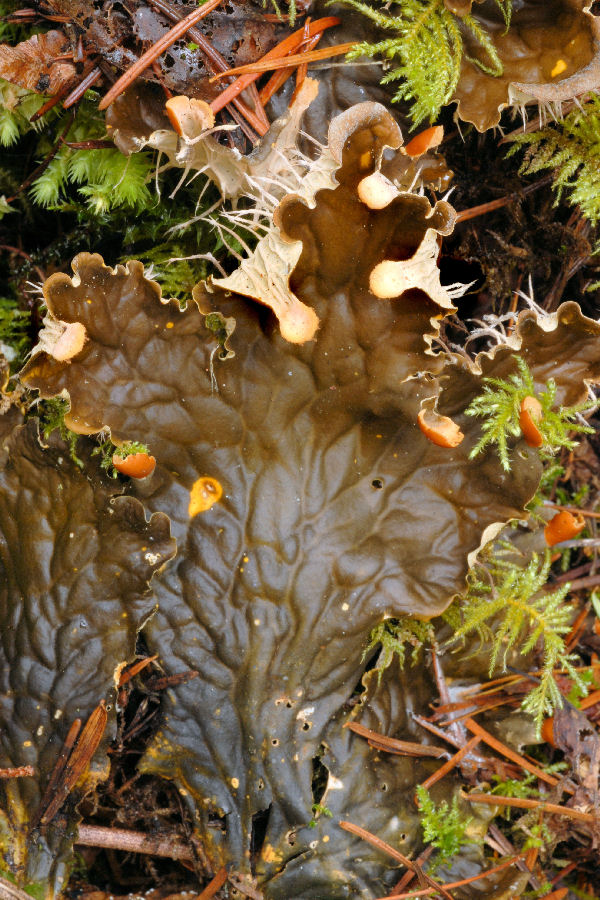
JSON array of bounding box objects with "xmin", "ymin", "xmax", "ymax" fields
[
  {"xmin": 465, "ymin": 793, "xmax": 595, "ymax": 824},
  {"xmin": 198, "ymin": 866, "xmax": 228, "ymax": 898},
  {"xmin": 580, "ymin": 688, "xmax": 600, "ymax": 710},
  {"xmin": 118, "ymin": 654, "xmax": 159, "ymax": 686},
  {"xmin": 99, "ymin": 0, "xmax": 225, "ymax": 110},
  {"xmin": 40, "ymin": 701, "xmax": 108, "ymax": 824},
  {"xmin": 374, "ymin": 854, "xmax": 524, "ymax": 899},
  {"xmin": 260, "ymin": 30, "xmax": 322, "ymax": 105},
  {"xmin": 339, "ymin": 821, "xmax": 454, "ymax": 900},
  {"xmin": 345, "ymin": 721, "xmax": 447, "ymax": 758},
  {"xmin": 464, "ymin": 718, "xmax": 561, "ymax": 788},
  {"xmin": 63, "ymin": 66, "xmax": 102, "ymax": 110},
  {"xmin": 147, "ymin": 0, "xmax": 266, "ymax": 138},
  {"xmin": 455, "ymin": 175, "xmax": 553, "ymax": 223},
  {"xmin": 417, "ymin": 734, "xmax": 481, "ymax": 793},
  {"xmin": 544, "ymin": 502, "xmax": 600, "ymax": 520},
  {"xmin": 31, "ymin": 715, "xmax": 81, "ymax": 828},
  {"xmin": 210, "ymin": 42, "xmax": 356, "ymax": 80},
  {"xmin": 209, "ymin": 16, "xmax": 340, "ymax": 114}
]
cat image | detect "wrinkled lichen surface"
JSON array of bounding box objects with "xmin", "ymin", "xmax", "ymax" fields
[{"xmin": 2, "ymin": 102, "xmax": 600, "ymax": 898}]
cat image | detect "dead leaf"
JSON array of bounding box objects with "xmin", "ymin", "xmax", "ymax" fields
[{"xmin": 0, "ymin": 31, "xmax": 76, "ymax": 95}]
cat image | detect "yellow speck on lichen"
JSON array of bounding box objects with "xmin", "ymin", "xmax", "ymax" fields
[
  {"xmin": 231, "ymin": 777, "xmax": 239, "ymax": 789},
  {"xmin": 551, "ymin": 59, "xmax": 567, "ymax": 77},
  {"xmin": 189, "ymin": 477, "xmax": 223, "ymax": 516},
  {"xmin": 262, "ymin": 844, "xmax": 283, "ymax": 865},
  {"xmin": 166, "ymin": 321, "xmax": 174, "ymax": 329}
]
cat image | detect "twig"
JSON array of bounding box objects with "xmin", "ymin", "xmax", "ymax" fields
[
  {"xmin": 99, "ymin": 0, "xmax": 225, "ymax": 110},
  {"xmin": 387, "ymin": 846, "xmax": 434, "ymax": 897},
  {"xmin": 431, "ymin": 650, "xmax": 465, "ymax": 747},
  {"xmin": 412, "ymin": 714, "xmax": 462, "ymax": 751},
  {"xmin": 76, "ymin": 824, "xmax": 194, "ymax": 861},
  {"xmin": 561, "ymin": 574, "xmax": 600, "ymax": 592},
  {"xmin": 486, "ymin": 823, "xmax": 541, "ymax": 890},
  {"xmin": 466, "ymin": 793, "xmax": 595, "ymax": 823}
]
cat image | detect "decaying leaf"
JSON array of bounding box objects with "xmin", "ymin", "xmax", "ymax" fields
[
  {"xmin": 0, "ymin": 31, "xmax": 76, "ymax": 95},
  {"xmin": 0, "ymin": 418, "xmax": 175, "ymax": 892}
]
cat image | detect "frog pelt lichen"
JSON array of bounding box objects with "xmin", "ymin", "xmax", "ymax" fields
[
  {"xmin": 0, "ymin": 418, "xmax": 175, "ymax": 893},
  {"xmin": 15, "ymin": 104, "xmax": 600, "ymax": 896}
]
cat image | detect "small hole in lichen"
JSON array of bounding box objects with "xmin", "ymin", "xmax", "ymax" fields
[
  {"xmin": 271, "ymin": 738, "xmax": 279, "ymax": 746},
  {"xmin": 590, "ymin": 0, "xmax": 600, "ymax": 13},
  {"xmin": 302, "ymin": 721, "xmax": 311, "ymax": 731},
  {"xmin": 381, "ymin": 783, "xmax": 388, "ymax": 791},
  {"xmin": 372, "ymin": 478, "xmax": 384, "ymax": 489},
  {"xmin": 286, "ymin": 700, "xmax": 293, "ymax": 708},
  {"xmin": 400, "ymin": 832, "xmax": 407, "ymax": 841},
  {"xmin": 517, "ymin": 449, "xmax": 529, "ymax": 459},
  {"xmin": 286, "ymin": 829, "xmax": 297, "ymax": 846}
]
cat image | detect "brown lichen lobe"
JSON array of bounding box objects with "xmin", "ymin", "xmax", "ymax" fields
[
  {"xmin": 453, "ymin": 0, "xmax": 600, "ymax": 130},
  {"xmin": 15, "ymin": 98, "xmax": 600, "ymax": 899}
]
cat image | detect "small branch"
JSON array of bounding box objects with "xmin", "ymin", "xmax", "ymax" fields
[
  {"xmin": 99, "ymin": 0, "xmax": 225, "ymax": 110},
  {"xmin": 76, "ymin": 824, "xmax": 194, "ymax": 861}
]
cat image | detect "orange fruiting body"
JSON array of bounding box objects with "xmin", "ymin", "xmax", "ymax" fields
[
  {"xmin": 541, "ymin": 716, "xmax": 555, "ymax": 747},
  {"xmin": 544, "ymin": 510, "xmax": 585, "ymax": 547},
  {"xmin": 189, "ymin": 476, "xmax": 223, "ymax": 516},
  {"xmin": 112, "ymin": 452, "xmax": 156, "ymax": 479},
  {"xmin": 402, "ymin": 125, "xmax": 444, "ymax": 158},
  {"xmin": 519, "ymin": 395, "xmax": 544, "ymax": 447},
  {"xmin": 417, "ymin": 408, "xmax": 464, "ymax": 448}
]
